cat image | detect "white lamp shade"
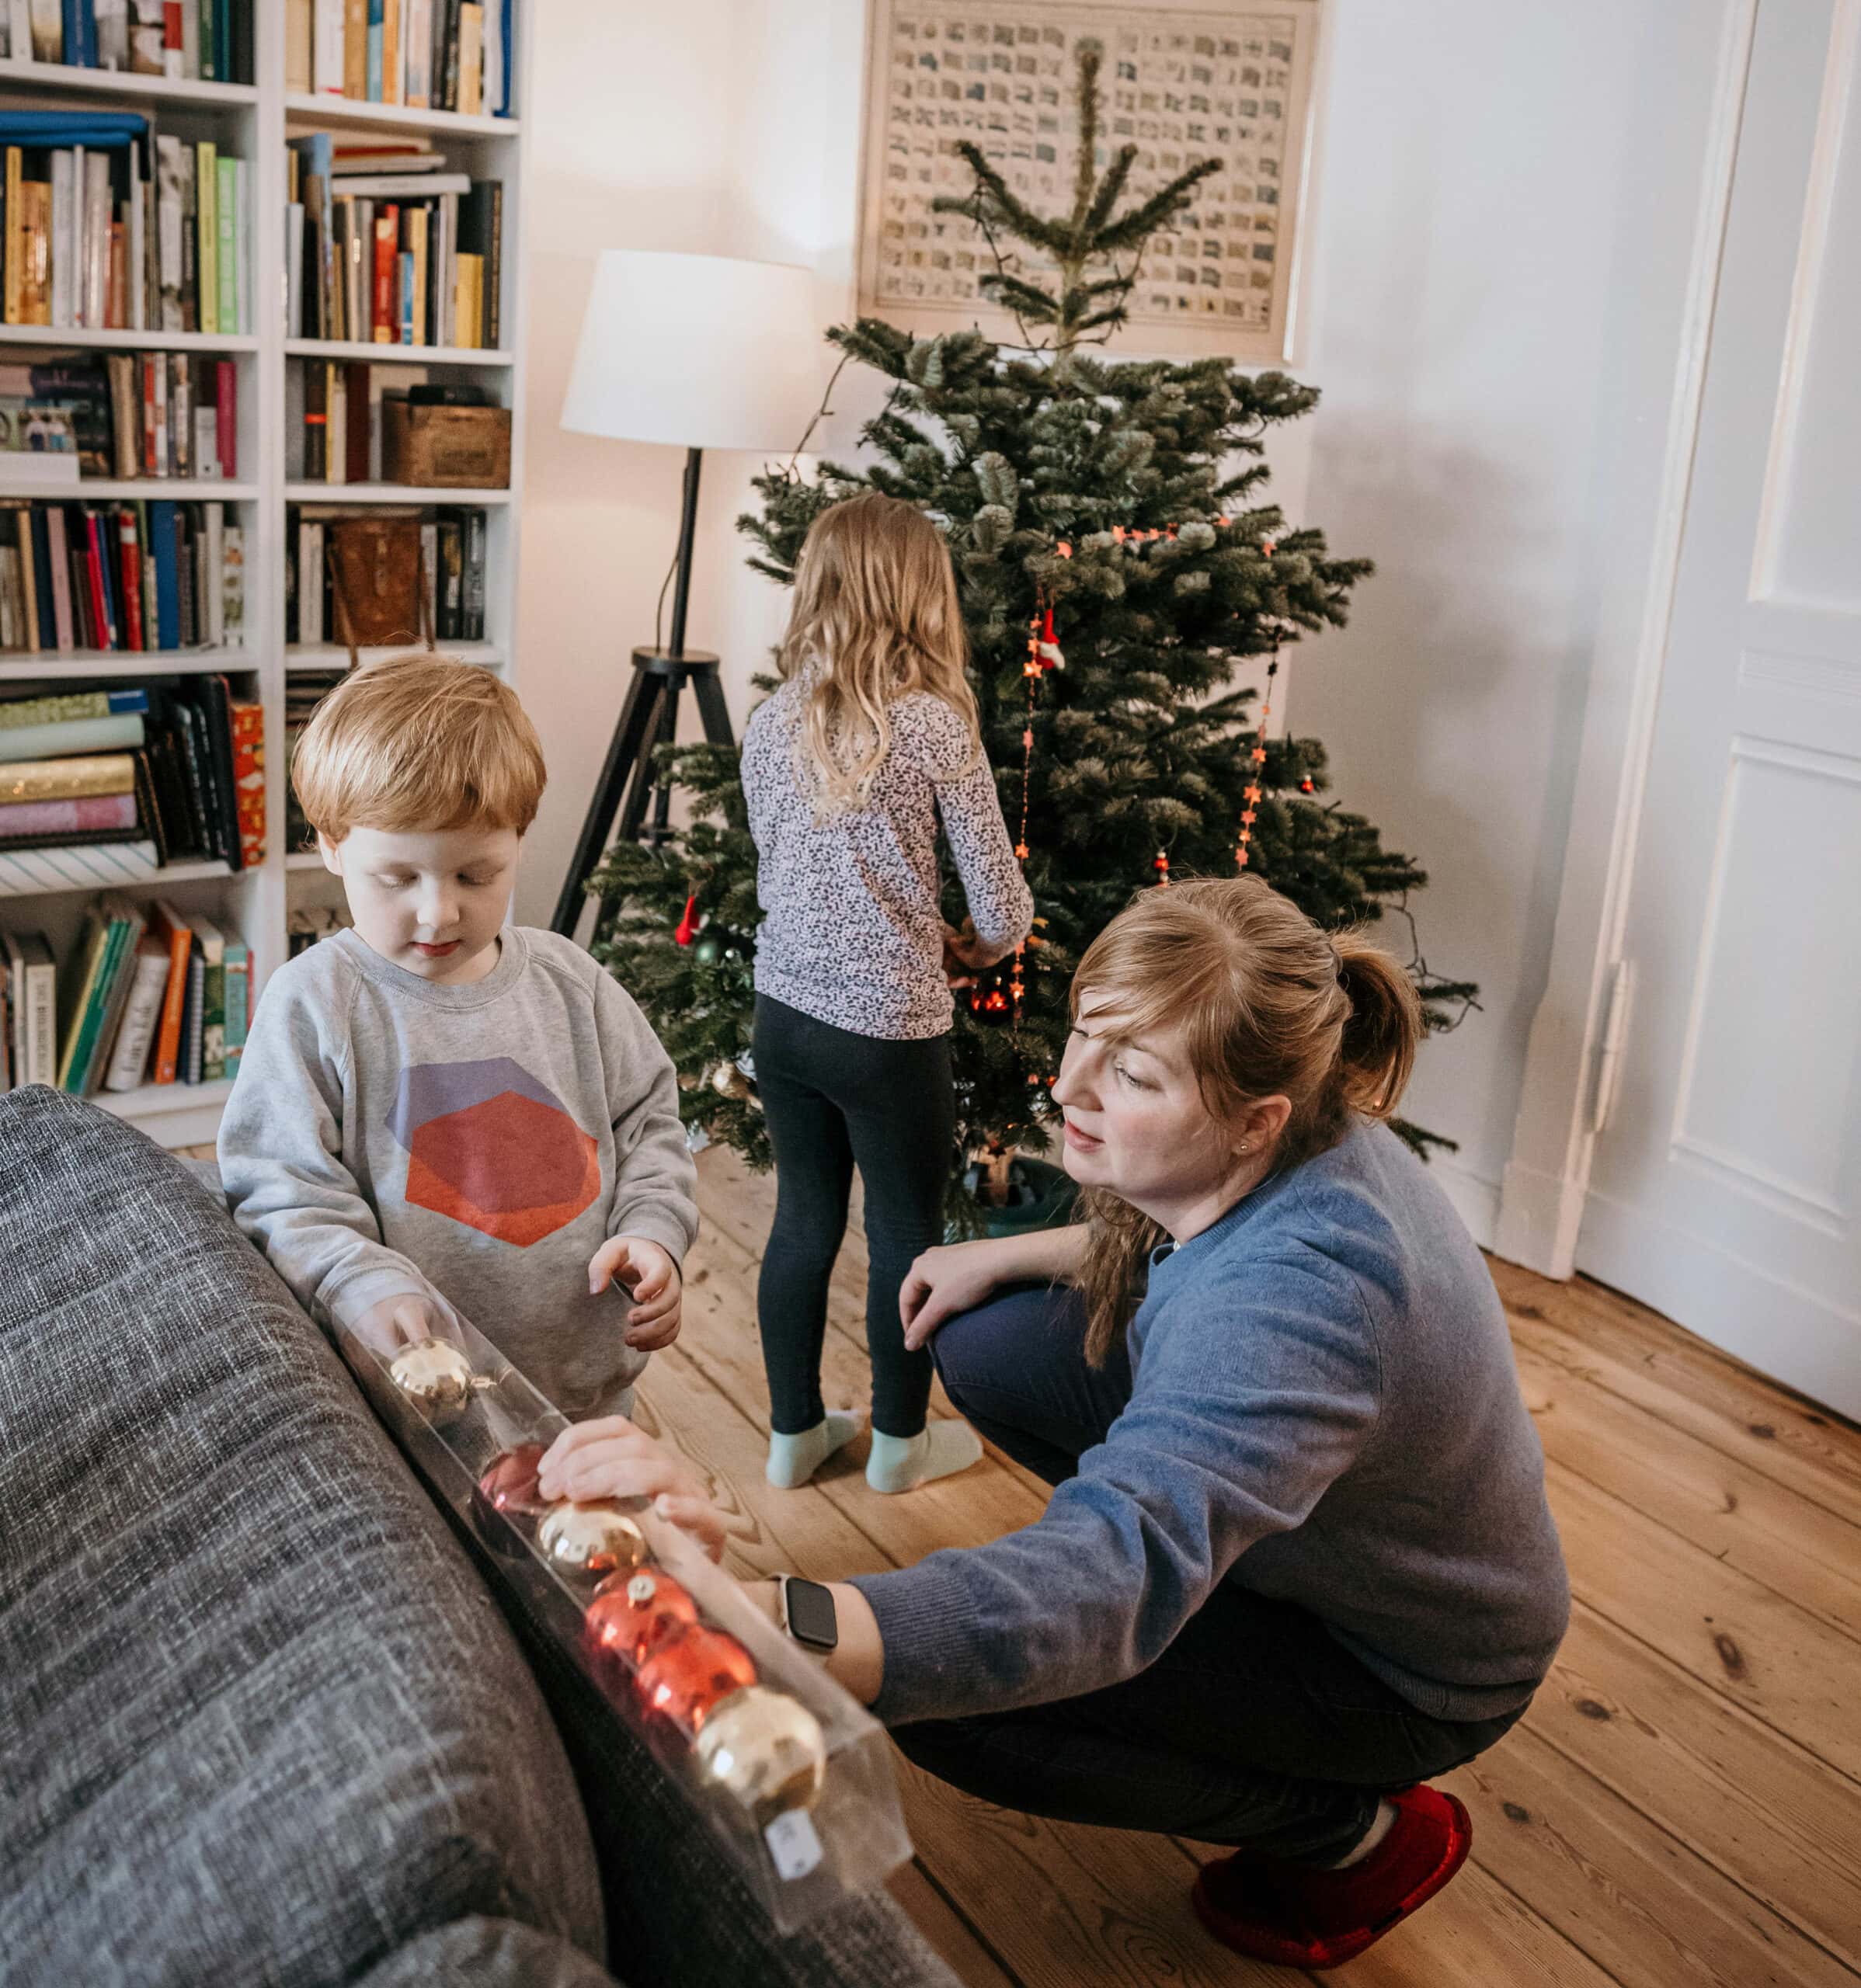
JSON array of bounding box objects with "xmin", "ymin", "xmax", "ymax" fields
[{"xmin": 561, "ymin": 250, "xmax": 824, "ymax": 455}]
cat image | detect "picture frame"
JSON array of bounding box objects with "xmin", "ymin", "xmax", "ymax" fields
[{"xmin": 855, "ymin": 0, "xmax": 1323, "ymax": 363}]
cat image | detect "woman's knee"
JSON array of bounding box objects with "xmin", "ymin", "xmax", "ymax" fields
[{"xmin": 930, "ymin": 1281, "xmax": 1086, "ymax": 1409}]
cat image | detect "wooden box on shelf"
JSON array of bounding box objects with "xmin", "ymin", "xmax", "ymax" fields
[{"xmin": 381, "ymin": 401, "xmax": 511, "ymax": 488}]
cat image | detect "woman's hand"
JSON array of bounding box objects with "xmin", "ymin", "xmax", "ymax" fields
[
  {"xmin": 899, "ymin": 1239, "xmax": 1007, "ymax": 1350},
  {"xmin": 537, "ymin": 1416, "xmax": 728, "ymax": 1561}
]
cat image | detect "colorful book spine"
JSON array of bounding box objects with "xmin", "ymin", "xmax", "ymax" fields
[
  {"xmin": 195, "ymin": 140, "xmax": 216, "ymax": 336},
  {"xmin": 221, "ymin": 932, "xmax": 249, "ymax": 1072},
  {"xmin": 0, "ymin": 751, "xmax": 135, "ymax": 801},
  {"xmin": 231, "ymin": 697, "xmax": 263, "ymax": 867},
  {"xmin": 0, "ymin": 686, "xmax": 147, "ymax": 727},
  {"xmin": 0, "ymin": 791, "xmax": 137, "ymax": 838}
]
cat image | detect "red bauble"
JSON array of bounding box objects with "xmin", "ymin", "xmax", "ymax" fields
[
  {"xmin": 472, "ymin": 1443, "xmax": 551, "ymax": 1555},
  {"xmin": 585, "ymin": 1567, "xmax": 701, "ymax": 1673},
  {"xmin": 673, "ymin": 892, "xmax": 700, "ymax": 946},
  {"xmin": 635, "ymin": 1625, "xmax": 758, "ymax": 1734}
]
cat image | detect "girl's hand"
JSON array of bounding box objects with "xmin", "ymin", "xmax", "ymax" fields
[
  {"xmin": 899, "ymin": 1239, "xmax": 1005, "ymax": 1350},
  {"xmin": 536, "ymin": 1416, "xmax": 728, "ymax": 1561},
  {"xmin": 589, "ymin": 1236, "xmax": 684, "ymax": 1350},
  {"xmin": 941, "ymin": 916, "xmax": 1002, "ymax": 974}
]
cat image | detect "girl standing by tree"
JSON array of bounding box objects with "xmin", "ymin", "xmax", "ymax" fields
[{"xmin": 740, "ymin": 492, "xmax": 1033, "ymax": 1494}]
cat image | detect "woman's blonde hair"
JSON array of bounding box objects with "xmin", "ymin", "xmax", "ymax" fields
[
  {"xmin": 293, "ymin": 652, "xmax": 546, "ymax": 840},
  {"xmin": 1069, "ymin": 874, "xmax": 1422, "ymax": 1363},
  {"xmin": 778, "ymin": 491, "xmax": 981, "ymax": 812}
]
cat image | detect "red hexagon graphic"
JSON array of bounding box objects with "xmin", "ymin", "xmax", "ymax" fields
[{"xmin": 388, "ymin": 1058, "xmax": 600, "ymax": 1247}]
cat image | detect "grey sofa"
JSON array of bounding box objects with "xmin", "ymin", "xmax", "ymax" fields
[{"xmin": 0, "ymin": 1086, "xmax": 955, "ymax": 1988}]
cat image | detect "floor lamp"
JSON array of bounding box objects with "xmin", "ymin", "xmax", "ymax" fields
[{"xmin": 550, "ymin": 250, "xmax": 822, "ymax": 939}]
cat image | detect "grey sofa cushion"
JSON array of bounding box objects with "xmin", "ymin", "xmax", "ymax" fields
[
  {"xmin": 0, "ymin": 1086, "xmax": 610, "ymax": 1986},
  {"xmin": 354, "ymin": 1917, "xmax": 621, "ymax": 1987}
]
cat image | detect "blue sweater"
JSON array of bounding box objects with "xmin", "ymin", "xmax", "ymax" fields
[{"xmin": 850, "ymin": 1121, "xmax": 1570, "ymax": 1726}]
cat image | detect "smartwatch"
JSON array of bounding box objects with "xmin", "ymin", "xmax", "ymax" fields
[{"xmin": 775, "ymin": 1574, "xmax": 840, "ymax": 1654}]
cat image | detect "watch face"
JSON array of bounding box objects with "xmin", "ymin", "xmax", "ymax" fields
[{"xmin": 785, "ymin": 1576, "xmax": 839, "ymax": 1650}]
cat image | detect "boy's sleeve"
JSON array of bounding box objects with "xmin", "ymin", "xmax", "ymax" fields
[
  {"xmin": 592, "ymin": 969, "xmax": 699, "ymax": 1267},
  {"xmin": 217, "ymin": 968, "xmax": 433, "ymax": 1332}
]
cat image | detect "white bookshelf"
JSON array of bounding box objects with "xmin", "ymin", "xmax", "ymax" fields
[{"xmin": 0, "ymin": 2, "xmax": 531, "ymax": 1148}]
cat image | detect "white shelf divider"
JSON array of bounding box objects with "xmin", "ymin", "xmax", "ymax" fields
[{"xmin": 0, "ymin": 1, "xmax": 530, "ymax": 1147}]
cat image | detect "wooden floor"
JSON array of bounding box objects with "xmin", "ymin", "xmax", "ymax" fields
[{"xmin": 666, "ymin": 1147, "xmax": 1861, "ymax": 1988}]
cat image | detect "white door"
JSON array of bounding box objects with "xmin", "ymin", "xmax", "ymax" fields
[{"xmin": 1577, "ymin": 0, "xmax": 1861, "ymax": 1417}]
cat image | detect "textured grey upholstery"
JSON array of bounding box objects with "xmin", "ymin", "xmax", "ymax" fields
[{"xmin": 0, "ymin": 1087, "xmax": 955, "ymax": 1988}]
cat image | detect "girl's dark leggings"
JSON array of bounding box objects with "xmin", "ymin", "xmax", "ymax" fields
[{"xmin": 752, "ymin": 995, "xmax": 954, "ymax": 1438}]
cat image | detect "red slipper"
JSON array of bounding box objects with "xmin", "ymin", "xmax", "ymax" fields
[{"xmin": 1190, "ymin": 1785, "xmax": 1472, "ymax": 1970}]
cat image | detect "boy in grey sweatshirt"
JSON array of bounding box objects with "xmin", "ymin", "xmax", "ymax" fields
[{"xmin": 218, "ymin": 655, "xmax": 698, "ymax": 1419}]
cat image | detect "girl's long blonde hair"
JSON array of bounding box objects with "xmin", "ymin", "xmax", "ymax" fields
[
  {"xmin": 1070, "ymin": 875, "xmax": 1423, "ymax": 1364},
  {"xmin": 778, "ymin": 492, "xmax": 982, "ymax": 812}
]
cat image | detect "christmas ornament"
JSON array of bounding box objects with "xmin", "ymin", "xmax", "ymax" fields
[
  {"xmin": 709, "ymin": 1059, "xmax": 754, "ymax": 1101},
  {"xmin": 474, "ymin": 1443, "xmax": 551, "ymax": 1537},
  {"xmin": 389, "ymin": 1339, "xmax": 480, "ymax": 1418},
  {"xmin": 1154, "ymin": 849, "xmax": 1171, "ymax": 888},
  {"xmin": 1299, "ymin": 774, "xmax": 1316, "ymax": 794},
  {"xmin": 694, "ymin": 1686, "xmax": 827, "ymax": 1823},
  {"xmin": 673, "ymin": 893, "xmax": 699, "ymax": 946},
  {"xmin": 636, "ymin": 1624, "xmax": 758, "ymax": 1733},
  {"xmin": 537, "ymin": 1499, "xmax": 651, "ymax": 1579},
  {"xmin": 585, "ymin": 1567, "xmax": 701, "ymax": 1673},
  {"xmin": 693, "ymin": 933, "xmax": 722, "ymax": 965},
  {"xmin": 1236, "ymin": 642, "xmax": 1281, "ymax": 872},
  {"xmin": 1034, "ymin": 604, "xmax": 1065, "ymax": 672}
]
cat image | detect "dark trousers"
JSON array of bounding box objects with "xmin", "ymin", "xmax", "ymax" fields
[
  {"xmin": 753, "ymin": 996, "xmax": 954, "ymax": 1439},
  {"xmin": 894, "ymin": 1281, "xmax": 1524, "ymax": 1863}
]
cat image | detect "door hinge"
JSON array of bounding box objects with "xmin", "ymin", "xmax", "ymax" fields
[{"xmin": 1589, "ymin": 958, "xmax": 1635, "ymax": 1137}]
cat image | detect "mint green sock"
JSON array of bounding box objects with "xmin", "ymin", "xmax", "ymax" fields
[
  {"xmin": 865, "ymin": 1421, "xmax": 983, "ymax": 1494},
  {"xmin": 766, "ymin": 1411, "xmax": 860, "ymax": 1489}
]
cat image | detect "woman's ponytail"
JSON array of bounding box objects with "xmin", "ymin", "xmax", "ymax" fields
[{"xmin": 1334, "ymin": 936, "xmax": 1421, "ymax": 1121}]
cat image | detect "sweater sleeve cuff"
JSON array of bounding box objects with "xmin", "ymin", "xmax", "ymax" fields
[
  {"xmin": 321, "ymin": 1263, "xmax": 434, "ymax": 1333},
  {"xmin": 847, "ymin": 1557, "xmax": 983, "ymax": 1727},
  {"xmin": 607, "ymin": 1208, "xmax": 694, "ymax": 1268}
]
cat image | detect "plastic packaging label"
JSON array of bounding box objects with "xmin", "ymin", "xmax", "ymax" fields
[{"xmin": 765, "ymin": 1807, "xmax": 825, "ymax": 1881}]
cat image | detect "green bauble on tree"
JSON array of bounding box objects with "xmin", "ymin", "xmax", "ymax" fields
[{"xmin": 589, "ymin": 39, "xmax": 1473, "ymax": 1199}]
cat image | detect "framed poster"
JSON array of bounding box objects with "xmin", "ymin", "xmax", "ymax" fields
[{"xmin": 857, "ymin": 0, "xmax": 1323, "ymax": 363}]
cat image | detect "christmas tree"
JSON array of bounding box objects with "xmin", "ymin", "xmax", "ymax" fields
[{"xmin": 589, "ymin": 40, "xmax": 1473, "ymax": 1188}]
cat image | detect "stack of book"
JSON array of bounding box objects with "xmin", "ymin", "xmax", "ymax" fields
[
  {"xmin": 287, "ymin": 502, "xmax": 485, "ymax": 645},
  {"xmin": 0, "ymin": 112, "xmax": 254, "ymax": 338},
  {"xmin": 287, "ymin": 137, "xmax": 501, "ymax": 349},
  {"xmin": 0, "ymin": 497, "xmax": 244, "ymax": 654},
  {"xmin": 0, "ymin": 894, "xmax": 249, "ymax": 1097},
  {"xmin": 0, "ymin": 676, "xmax": 262, "ymax": 873},
  {"xmin": 0, "ymin": 353, "xmax": 238, "ymax": 484},
  {"xmin": 0, "ymin": 0, "xmax": 253, "ymax": 83},
  {"xmin": 284, "ymin": 666, "xmax": 343, "ymax": 850},
  {"xmin": 285, "ymin": 0, "xmax": 515, "ymax": 117}
]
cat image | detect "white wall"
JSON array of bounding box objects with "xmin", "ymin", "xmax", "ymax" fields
[{"xmin": 515, "ymin": 0, "xmax": 1720, "ymax": 1243}]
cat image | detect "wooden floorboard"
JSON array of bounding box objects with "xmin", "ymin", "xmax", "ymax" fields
[{"xmin": 186, "ymin": 1136, "xmax": 1861, "ymax": 1986}]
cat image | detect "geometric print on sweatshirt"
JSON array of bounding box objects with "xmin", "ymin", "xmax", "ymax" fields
[{"xmin": 387, "ymin": 1056, "xmax": 600, "ymax": 1246}]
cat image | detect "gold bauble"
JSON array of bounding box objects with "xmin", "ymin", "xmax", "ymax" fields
[
  {"xmin": 708, "ymin": 1060, "xmax": 753, "ymax": 1100},
  {"xmin": 693, "ymin": 1685, "xmax": 826, "ymax": 1822},
  {"xmin": 537, "ymin": 1499, "xmax": 651, "ymax": 1578},
  {"xmin": 388, "ymin": 1339, "xmax": 478, "ymax": 1416}
]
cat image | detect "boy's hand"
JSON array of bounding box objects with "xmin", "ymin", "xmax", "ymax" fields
[
  {"xmin": 589, "ymin": 1236, "xmax": 684, "ymax": 1351},
  {"xmin": 351, "ymin": 1292, "xmax": 447, "ymax": 1357}
]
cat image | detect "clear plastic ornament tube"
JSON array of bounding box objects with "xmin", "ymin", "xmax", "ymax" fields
[{"xmin": 336, "ymin": 1315, "xmax": 912, "ymax": 1932}]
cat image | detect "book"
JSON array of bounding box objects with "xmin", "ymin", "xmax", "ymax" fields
[
  {"xmin": 214, "ymin": 152, "xmax": 235, "ymax": 339},
  {"xmin": 0, "ymin": 752, "xmax": 135, "ymax": 801},
  {"xmin": 54, "ymin": 894, "xmax": 128, "ymax": 1093},
  {"xmin": 0, "ymin": 790, "xmax": 137, "ymax": 839},
  {"xmin": 221, "ymin": 928, "xmax": 248, "ymax": 1072},
  {"xmin": 102, "ymin": 933, "xmax": 169, "ymax": 1091},
  {"xmin": 314, "ymin": 0, "xmax": 343, "ymax": 93},
  {"xmin": 194, "ymin": 138, "xmax": 215, "ymax": 335},
  {"xmin": 180, "ymin": 939, "xmax": 202, "ymax": 1081},
  {"xmin": 3, "ymin": 927, "xmax": 55, "ymax": 1087},
  {"xmin": 230, "ymin": 696, "xmax": 262, "ymax": 866},
  {"xmin": 146, "ymin": 895, "xmax": 189, "ymax": 1083},
  {"xmin": 188, "ymin": 904, "xmax": 224, "ymax": 1079},
  {"xmin": 0, "ymin": 685, "xmax": 147, "ymax": 727},
  {"xmin": 0, "ymin": 711, "xmax": 145, "ymax": 760}
]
